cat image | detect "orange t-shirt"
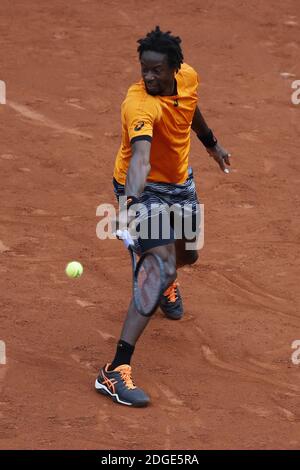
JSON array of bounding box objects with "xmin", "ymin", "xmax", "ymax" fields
[{"xmin": 113, "ymin": 63, "xmax": 199, "ymax": 185}]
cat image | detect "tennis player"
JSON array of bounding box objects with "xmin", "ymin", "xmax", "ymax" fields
[{"xmin": 95, "ymin": 26, "xmax": 231, "ymax": 406}]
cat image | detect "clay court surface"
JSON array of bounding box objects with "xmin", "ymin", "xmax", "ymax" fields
[{"xmin": 1, "ymin": 0, "xmax": 300, "ymax": 450}]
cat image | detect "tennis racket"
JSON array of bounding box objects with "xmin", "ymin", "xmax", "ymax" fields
[{"xmin": 116, "ymin": 230, "xmax": 166, "ymax": 317}]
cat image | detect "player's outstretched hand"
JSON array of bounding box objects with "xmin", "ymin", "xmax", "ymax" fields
[{"xmin": 207, "ymin": 143, "xmax": 231, "ymax": 173}]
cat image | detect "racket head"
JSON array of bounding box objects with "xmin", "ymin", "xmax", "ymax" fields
[{"xmin": 133, "ymin": 252, "xmax": 166, "ymax": 317}]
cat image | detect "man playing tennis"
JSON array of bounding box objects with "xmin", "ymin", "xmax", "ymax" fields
[{"xmin": 95, "ymin": 26, "xmax": 231, "ymax": 406}]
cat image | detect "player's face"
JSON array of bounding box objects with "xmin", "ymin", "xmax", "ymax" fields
[{"xmin": 140, "ymin": 51, "xmax": 176, "ymax": 96}]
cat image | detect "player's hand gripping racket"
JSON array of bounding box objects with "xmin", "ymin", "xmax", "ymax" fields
[{"xmin": 116, "ymin": 230, "xmax": 166, "ymax": 317}]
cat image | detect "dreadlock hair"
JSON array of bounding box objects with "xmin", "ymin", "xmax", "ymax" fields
[{"xmin": 137, "ymin": 26, "xmax": 184, "ymax": 71}]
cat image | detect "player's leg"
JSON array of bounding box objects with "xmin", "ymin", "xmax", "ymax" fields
[
  {"xmin": 159, "ymin": 236, "xmax": 199, "ymax": 321},
  {"xmin": 160, "ymin": 216, "xmax": 200, "ymax": 320},
  {"xmin": 96, "ymin": 184, "xmax": 176, "ymax": 406},
  {"xmin": 159, "ymin": 169, "xmax": 201, "ymax": 319},
  {"xmin": 95, "ymin": 242, "xmax": 176, "ymax": 407}
]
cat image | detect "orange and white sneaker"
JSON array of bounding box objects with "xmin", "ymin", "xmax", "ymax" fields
[
  {"xmin": 160, "ymin": 279, "xmax": 183, "ymax": 320},
  {"xmin": 95, "ymin": 364, "xmax": 150, "ymax": 407}
]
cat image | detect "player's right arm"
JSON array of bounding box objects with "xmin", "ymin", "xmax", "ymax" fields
[
  {"xmin": 125, "ymin": 139, "xmax": 151, "ymax": 198},
  {"xmin": 116, "ymin": 139, "xmax": 151, "ymax": 233},
  {"xmin": 116, "ymin": 90, "xmax": 160, "ymax": 230},
  {"xmin": 122, "ymin": 91, "xmax": 160, "ymax": 197}
]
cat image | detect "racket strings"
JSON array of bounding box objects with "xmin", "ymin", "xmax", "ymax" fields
[{"xmin": 137, "ymin": 255, "xmax": 163, "ymax": 313}]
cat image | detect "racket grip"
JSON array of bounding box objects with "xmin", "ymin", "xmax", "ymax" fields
[{"xmin": 116, "ymin": 229, "xmax": 135, "ymax": 249}]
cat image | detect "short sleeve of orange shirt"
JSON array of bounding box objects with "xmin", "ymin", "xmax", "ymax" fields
[{"xmin": 125, "ymin": 90, "xmax": 162, "ymax": 144}]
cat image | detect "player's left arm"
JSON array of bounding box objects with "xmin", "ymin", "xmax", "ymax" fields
[{"xmin": 191, "ymin": 105, "xmax": 231, "ymax": 173}]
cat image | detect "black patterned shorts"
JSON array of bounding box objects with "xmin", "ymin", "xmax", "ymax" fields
[{"xmin": 113, "ymin": 168, "xmax": 201, "ymax": 253}]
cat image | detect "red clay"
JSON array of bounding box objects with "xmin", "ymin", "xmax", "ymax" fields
[{"xmin": 1, "ymin": 0, "xmax": 300, "ymax": 449}]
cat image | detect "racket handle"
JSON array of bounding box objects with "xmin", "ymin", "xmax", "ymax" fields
[{"xmin": 116, "ymin": 229, "xmax": 135, "ymax": 249}]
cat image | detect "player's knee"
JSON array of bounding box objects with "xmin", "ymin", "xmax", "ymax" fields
[
  {"xmin": 163, "ymin": 259, "xmax": 177, "ymax": 285},
  {"xmin": 159, "ymin": 249, "xmax": 177, "ymax": 285},
  {"xmin": 147, "ymin": 243, "xmax": 177, "ymax": 285}
]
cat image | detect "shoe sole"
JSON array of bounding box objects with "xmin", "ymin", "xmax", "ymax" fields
[
  {"xmin": 164, "ymin": 312, "xmax": 183, "ymax": 320},
  {"xmin": 95, "ymin": 380, "xmax": 149, "ymax": 408},
  {"xmin": 160, "ymin": 307, "xmax": 183, "ymax": 320}
]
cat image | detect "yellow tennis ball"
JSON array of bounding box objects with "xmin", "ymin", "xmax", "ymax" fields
[{"xmin": 65, "ymin": 261, "xmax": 83, "ymax": 278}]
